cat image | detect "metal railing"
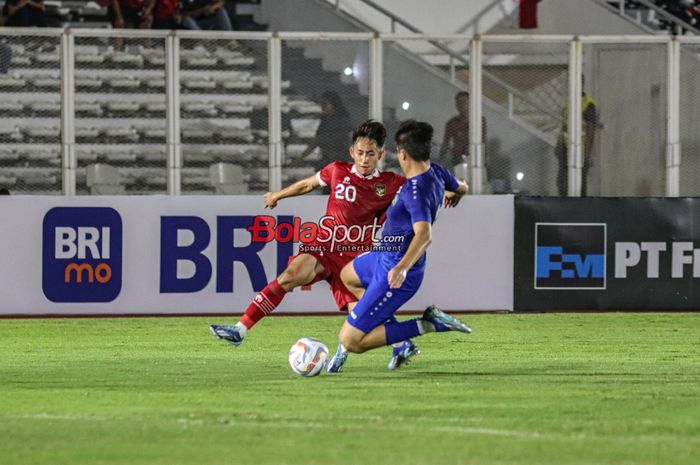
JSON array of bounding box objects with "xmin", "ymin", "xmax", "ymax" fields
[
  {"xmin": 330, "ymin": 0, "xmax": 566, "ymax": 138},
  {"xmin": 593, "ymin": 0, "xmax": 700, "ymax": 35},
  {"xmin": 2, "ymin": 29, "xmax": 700, "ymax": 197}
]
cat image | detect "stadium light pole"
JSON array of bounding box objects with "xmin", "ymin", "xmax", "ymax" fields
[{"xmin": 60, "ymin": 29, "xmax": 76, "ymax": 196}]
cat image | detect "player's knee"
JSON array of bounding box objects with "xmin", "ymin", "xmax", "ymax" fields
[
  {"xmin": 339, "ymin": 333, "xmax": 366, "ymax": 354},
  {"xmin": 277, "ymin": 267, "xmax": 309, "ymax": 290}
]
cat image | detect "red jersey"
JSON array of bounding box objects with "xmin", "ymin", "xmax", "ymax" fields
[
  {"xmin": 119, "ymin": 0, "xmax": 146, "ymax": 9},
  {"xmin": 315, "ymin": 161, "xmax": 404, "ymax": 252},
  {"xmin": 154, "ymin": 0, "xmax": 178, "ymax": 19}
]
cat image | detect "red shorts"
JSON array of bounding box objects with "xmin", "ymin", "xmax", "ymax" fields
[{"xmin": 288, "ymin": 246, "xmax": 360, "ymax": 312}]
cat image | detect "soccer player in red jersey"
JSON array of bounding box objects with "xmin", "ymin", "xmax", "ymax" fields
[{"xmin": 211, "ymin": 120, "xmax": 419, "ymax": 369}]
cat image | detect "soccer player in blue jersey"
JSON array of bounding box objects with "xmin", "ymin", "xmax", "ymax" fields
[{"xmin": 327, "ymin": 119, "xmax": 472, "ymax": 373}]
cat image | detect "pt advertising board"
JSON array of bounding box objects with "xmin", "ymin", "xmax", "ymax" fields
[{"xmin": 515, "ymin": 196, "xmax": 700, "ymax": 310}]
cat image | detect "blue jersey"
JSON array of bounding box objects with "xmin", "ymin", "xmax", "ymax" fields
[{"xmin": 379, "ymin": 163, "xmax": 459, "ymax": 268}]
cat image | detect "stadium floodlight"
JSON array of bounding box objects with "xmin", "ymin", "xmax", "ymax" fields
[
  {"xmin": 401, "ymin": 101, "xmax": 410, "ymax": 110},
  {"xmin": 344, "ymin": 67, "xmax": 353, "ymax": 76},
  {"xmin": 516, "ymin": 172, "xmax": 524, "ymax": 181}
]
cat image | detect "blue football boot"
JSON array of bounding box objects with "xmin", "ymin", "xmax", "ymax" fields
[
  {"xmin": 388, "ymin": 340, "xmax": 421, "ymax": 371},
  {"xmin": 422, "ymin": 305, "xmax": 472, "ymax": 334},
  {"xmin": 326, "ymin": 343, "xmax": 349, "ymax": 373},
  {"xmin": 209, "ymin": 323, "xmax": 245, "ymax": 346}
]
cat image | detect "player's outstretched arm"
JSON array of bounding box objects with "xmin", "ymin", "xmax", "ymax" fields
[
  {"xmin": 443, "ymin": 180, "xmax": 469, "ymax": 208},
  {"xmin": 387, "ymin": 221, "xmax": 432, "ymax": 289},
  {"xmin": 263, "ymin": 174, "xmax": 321, "ymax": 209}
]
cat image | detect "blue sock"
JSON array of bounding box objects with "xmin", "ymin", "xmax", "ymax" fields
[{"xmin": 384, "ymin": 319, "xmax": 421, "ymax": 345}]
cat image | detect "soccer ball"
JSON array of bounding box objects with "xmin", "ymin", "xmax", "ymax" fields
[{"xmin": 288, "ymin": 337, "xmax": 329, "ymax": 377}]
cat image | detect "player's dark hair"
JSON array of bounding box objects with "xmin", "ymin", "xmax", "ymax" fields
[
  {"xmin": 352, "ymin": 119, "xmax": 386, "ymax": 148},
  {"xmin": 455, "ymin": 91, "xmax": 469, "ymax": 101},
  {"xmin": 395, "ymin": 119, "xmax": 433, "ymax": 162},
  {"xmin": 0, "ymin": 188, "xmax": 9, "ymax": 195}
]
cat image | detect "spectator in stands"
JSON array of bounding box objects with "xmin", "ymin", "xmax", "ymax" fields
[
  {"xmin": 152, "ymin": 0, "xmax": 181, "ymax": 29},
  {"xmin": 555, "ymin": 80, "xmax": 598, "ymax": 197},
  {"xmin": 519, "ymin": 0, "xmax": 542, "ymax": 29},
  {"xmin": 439, "ymin": 91, "xmax": 487, "ymax": 174},
  {"xmin": 0, "ymin": 40, "xmax": 11, "ymax": 74},
  {"xmin": 1, "ymin": 0, "xmax": 48, "ymax": 27},
  {"xmin": 108, "ymin": 0, "xmax": 155, "ymax": 30},
  {"xmin": 300, "ymin": 91, "xmax": 353, "ymax": 172},
  {"xmin": 180, "ymin": 0, "xmax": 233, "ymax": 31}
]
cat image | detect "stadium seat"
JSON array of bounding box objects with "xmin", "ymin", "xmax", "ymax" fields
[
  {"xmin": 0, "ymin": 147, "xmax": 19, "ymax": 161},
  {"xmin": 108, "ymin": 77, "xmax": 141, "ymax": 89},
  {"xmin": 285, "ymin": 144, "xmax": 309, "ymax": 158},
  {"xmin": 75, "ymin": 102, "xmax": 103, "ymax": 116},
  {"xmin": 0, "ymin": 101, "xmax": 24, "ymax": 113},
  {"xmin": 75, "ymin": 146, "xmax": 99, "ymax": 162},
  {"xmin": 86, "ymin": 163, "xmax": 125, "ymax": 195},
  {"xmin": 145, "ymin": 54, "xmax": 166, "ymax": 67},
  {"xmin": 32, "ymin": 74, "xmax": 61, "ymax": 89},
  {"xmin": 215, "ymin": 127, "xmax": 255, "ymax": 142},
  {"xmin": 145, "ymin": 78, "xmax": 166, "ymax": 90},
  {"xmin": 183, "ymin": 146, "xmax": 213, "ymax": 164},
  {"xmin": 103, "ymin": 127, "xmax": 139, "ymax": 142},
  {"xmin": 221, "ymin": 80, "xmax": 254, "ymax": 91},
  {"xmin": 144, "ymin": 102, "xmax": 167, "ymax": 113},
  {"xmin": 26, "ymin": 126, "xmax": 60, "ymax": 139},
  {"xmin": 141, "ymin": 126, "xmax": 166, "ymax": 139},
  {"xmin": 0, "ymin": 125, "xmax": 22, "ymax": 141},
  {"xmin": 287, "ymin": 100, "xmax": 322, "ymax": 114},
  {"xmin": 182, "ymin": 128, "xmax": 214, "ymax": 140},
  {"xmin": 108, "ymin": 51, "xmax": 144, "ymax": 67},
  {"xmin": 75, "ymin": 76, "xmax": 103, "ymax": 89},
  {"xmin": 220, "ymin": 55, "xmax": 256, "ymax": 67},
  {"xmin": 23, "ymin": 147, "xmax": 60, "ymax": 163},
  {"xmin": 22, "ymin": 170, "xmax": 58, "ymax": 186},
  {"xmin": 182, "ymin": 167, "xmax": 211, "ymax": 186},
  {"xmin": 75, "ymin": 54, "xmax": 105, "ymax": 64},
  {"xmin": 139, "ymin": 147, "xmax": 167, "ymax": 163},
  {"xmin": 11, "ymin": 55, "xmax": 31, "ymax": 66},
  {"xmin": 182, "ymin": 102, "xmax": 218, "ymax": 116},
  {"xmin": 209, "ymin": 162, "xmax": 247, "ymax": 194},
  {"xmin": 182, "ymin": 77, "xmax": 217, "ymax": 91},
  {"xmin": 35, "ymin": 50, "xmax": 60, "ymax": 65},
  {"xmin": 0, "ymin": 173, "xmax": 17, "ymax": 186},
  {"xmin": 75, "ymin": 126, "xmax": 101, "ymax": 140},
  {"xmin": 184, "ymin": 56, "xmax": 218, "ymax": 68},
  {"xmin": 29, "ymin": 101, "xmax": 61, "ymax": 114},
  {"xmin": 217, "ymin": 102, "xmax": 254, "ymax": 114},
  {"xmin": 0, "ymin": 73, "xmax": 27, "ymax": 89},
  {"xmin": 290, "ymin": 118, "xmax": 320, "ymax": 139},
  {"xmin": 106, "ymin": 101, "xmax": 140, "ymax": 112}
]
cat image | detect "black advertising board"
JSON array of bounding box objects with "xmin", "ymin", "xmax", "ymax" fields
[{"xmin": 514, "ymin": 196, "xmax": 700, "ymax": 310}]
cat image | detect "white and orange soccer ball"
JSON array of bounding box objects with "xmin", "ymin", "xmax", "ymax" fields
[{"xmin": 288, "ymin": 337, "xmax": 329, "ymax": 377}]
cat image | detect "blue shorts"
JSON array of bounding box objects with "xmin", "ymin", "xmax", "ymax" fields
[{"xmin": 347, "ymin": 251, "xmax": 424, "ymax": 333}]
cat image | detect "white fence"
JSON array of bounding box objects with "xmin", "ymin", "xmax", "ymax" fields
[{"xmin": 2, "ymin": 29, "xmax": 700, "ymax": 196}]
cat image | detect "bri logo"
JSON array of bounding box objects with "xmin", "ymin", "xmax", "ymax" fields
[
  {"xmin": 534, "ymin": 223, "xmax": 606, "ymax": 290},
  {"xmin": 42, "ymin": 207, "xmax": 122, "ymax": 302}
]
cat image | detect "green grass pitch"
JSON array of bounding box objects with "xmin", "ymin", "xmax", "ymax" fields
[{"xmin": 1, "ymin": 313, "xmax": 699, "ymax": 465}]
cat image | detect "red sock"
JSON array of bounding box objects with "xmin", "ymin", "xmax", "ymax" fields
[{"xmin": 240, "ymin": 279, "xmax": 287, "ymax": 329}]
